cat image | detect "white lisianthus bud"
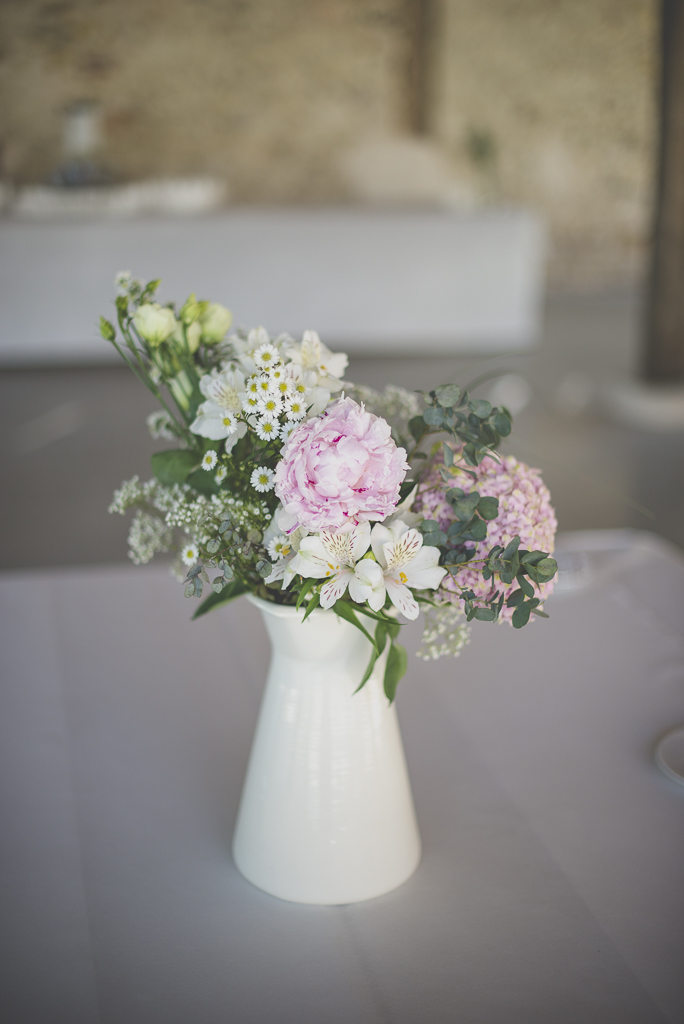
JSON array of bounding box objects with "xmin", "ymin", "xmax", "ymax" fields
[
  {"xmin": 199, "ymin": 303, "xmax": 233, "ymax": 344},
  {"xmin": 133, "ymin": 303, "xmax": 177, "ymax": 347},
  {"xmin": 170, "ymin": 319, "xmax": 201, "ymax": 353}
]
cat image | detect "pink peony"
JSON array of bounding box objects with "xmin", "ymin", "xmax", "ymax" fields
[
  {"xmin": 275, "ymin": 397, "xmax": 409, "ymax": 532},
  {"xmin": 414, "ymin": 454, "xmax": 558, "ymax": 623}
]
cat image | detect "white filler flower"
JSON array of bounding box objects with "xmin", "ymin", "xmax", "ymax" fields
[{"xmin": 251, "ymin": 467, "xmax": 275, "ymax": 492}]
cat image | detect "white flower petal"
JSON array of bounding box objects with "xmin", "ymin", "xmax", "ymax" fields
[{"xmin": 384, "ymin": 578, "xmax": 420, "ymax": 620}]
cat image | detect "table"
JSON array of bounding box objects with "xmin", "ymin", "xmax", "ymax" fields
[{"xmin": 1, "ymin": 530, "xmax": 683, "ymax": 1023}]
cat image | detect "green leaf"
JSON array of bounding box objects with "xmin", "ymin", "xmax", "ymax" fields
[
  {"xmin": 518, "ymin": 575, "xmax": 534, "ymax": 597},
  {"xmin": 492, "ymin": 411, "xmax": 512, "ymax": 436},
  {"xmin": 535, "ymin": 557, "xmax": 558, "ymax": 575},
  {"xmin": 532, "ymin": 609, "xmax": 549, "ymax": 618},
  {"xmin": 442, "ymin": 442, "xmax": 454, "ymax": 467},
  {"xmin": 211, "ymin": 578, "xmax": 225, "ymax": 594},
  {"xmin": 206, "ymin": 538, "xmax": 221, "ymax": 554},
  {"xmin": 474, "ymin": 607, "xmax": 496, "ymax": 621},
  {"xmin": 192, "ymin": 579, "xmax": 249, "ymax": 619},
  {"xmin": 470, "ymin": 399, "xmax": 492, "ymax": 419},
  {"xmin": 354, "ymin": 646, "xmax": 380, "ymax": 694},
  {"xmin": 445, "ymin": 487, "xmax": 465, "ymax": 504},
  {"xmin": 467, "ymin": 518, "xmax": 487, "ymax": 542},
  {"xmin": 502, "ymin": 536, "xmax": 521, "ymax": 561},
  {"xmin": 435, "ymin": 383, "xmax": 461, "ymax": 407},
  {"xmin": 408, "ymin": 415, "xmax": 425, "ymax": 442},
  {"xmin": 423, "ymin": 405, "xmax": 444, "ymax": 427},
  {"xmin": 506, "ymin": 588, "xmax": 525, "ymax": 607},
  {"xmin": 184, "ymin": 581, "xmax": 195, "ymax": 598},
  {"xmin": 302, "ymin": 591, "xmax": 320, "ymax": 622},
  {"xmin": 333, "ymin": 600, "xmax": 378, "ymax": 652},
  {"xmin": 295, "ymin": 577, "xmax": 316, "ymax": 610},
  {"xmin": 151, "ymin": 449, "xmax": 197, "ymax": 485},
  {"xmin": 512, "ymin": 602, "xmax": 532, "ymax": 629},
  {"xmin": 477, "ymin": 496, "xmax": 499, "ymax": 521},
  {"xmin": 384, "ymin": 642, "xmax": 408, "ymax": 703},
  {"xmin": 186, "ymin": 469, "xmax": 220, "ymax": 496}
]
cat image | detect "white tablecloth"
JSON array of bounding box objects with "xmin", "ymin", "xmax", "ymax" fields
[{"xmin": 1, "ymin": 530, "xmax": 683, "ymax": 1023}]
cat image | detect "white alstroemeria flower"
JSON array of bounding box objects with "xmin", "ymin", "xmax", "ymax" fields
[
  {"xmin": 295, "ymin": 522, "xmax": 385, "ymax": 610},
  {"xmin": 370, "ymin": 520, "xmax": 447, "ymax": 620},
  {"xmin": 190, "ymin": 401, "xmax": 240, "ymax": 440},
  {"xmin": 263, "ymin": 519, "xmax": 307, "ymax": 590},
  {"xmin": 199, "ymin": 367, "xmax": 246, "ymax": 411},
  {"xmin": 133, "ymin": 303, "xmax": 177, "ymax": 347},
  {"xmin": 232, "ymin": 326, "xmax": 274, "ymax": 375},
  {"xmin": 285, "ymin": 330, "xmax": 348, "ymax": 382}
]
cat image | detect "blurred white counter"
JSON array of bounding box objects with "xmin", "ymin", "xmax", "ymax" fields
[{"xmin": 0, "ymin": 206, "xmax": 545, "ymax": 364}]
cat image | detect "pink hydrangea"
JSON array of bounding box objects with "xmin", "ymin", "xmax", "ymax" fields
[
  {"xmin": 274, "ymin": 397, "xmax": 409, "ymax": 532},
  {"xmin": 414, "ymin": 454, "xmax": 558, "ymax": 623}
]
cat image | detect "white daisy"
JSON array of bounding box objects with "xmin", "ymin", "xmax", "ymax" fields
[
  {"xmin": 181, "ymin": 543, "xmax": 199, "ymax": 567},
  {"xmin": 201, "ymin": 450, "xmax": 218, "ymax": 471},
  {"xmin": 257, "ymin": 393, "xmax": 283, "ymax": 417},
  {"xmin": 245, "ymin": 376, "xmax": 261, "ymax": 397},
  {"xmin": 254, "ymin": 343, "xmax": 281, "ymax": 371},
  {"xmin": 255, "ymin": 417, "xmax": 279, "ymax": 441},
  {"xmin": 215, "ymin": 465, "xmax": 227, "ymax": 484},
  {"xmin": 273, "ymin": 376, "xmax": 295, "ymax": 398},
  {"xmin": 280, "ymin": 420, "xmax": 297, "ymax": 441},
  {"xmin": 242, "ymin": 393, "xmax": 260, "ymax": 413},
  {"xmin": 285, "ymin": 395, "xmax": 307, "ymax": 420},
  {"xmin": 251, "ymin": 466, "xmax": 275, "ymax": 492},
  {"xmin": 267, "ymin": 534, "xmax": 293, "ymax": 560},
  {"xmin": 256, "ymin": 374, "xmax": 275, "ymax": 396}
]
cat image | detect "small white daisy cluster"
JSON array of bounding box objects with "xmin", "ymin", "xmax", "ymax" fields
[
  {"xmin": 188, "ymin": 327, "xmax": 348, "ymax": 487},
  {"xmin": 415, "ymin": 602, "xmax": 471, "ymax": 661}
]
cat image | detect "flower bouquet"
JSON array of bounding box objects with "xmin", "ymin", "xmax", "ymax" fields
[
  {"xmin": 103, "ymin": 273, "xmax": 558, "ymax": 903},
  {"xmin": 105, "ymin": 274, "xmax": 558, "ymax": 698}
]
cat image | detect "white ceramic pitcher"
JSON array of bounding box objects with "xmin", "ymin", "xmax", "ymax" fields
[{"xmin": 232, "ymin": 596, "xmax": 421, "ymax": 904}]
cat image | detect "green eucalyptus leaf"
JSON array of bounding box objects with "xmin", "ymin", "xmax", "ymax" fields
[
  {"xmin": 518, "ymin": 575, "xmax": 534, "ymax": 597},
  {"xmin": 184, "ymin": 581, "xmax": 195, "ymax": 598},
  {"xmin": 211, "ymin": 578, "xmax": 225, "ymax": 594},
  {"xmin": 492, "ymin": 411, "xmax": 512, "ymax": 436},
  {"xmin": 423, "ymin": 405, "xmax": 444, "ymax": 427},
  {"xmin": 435, "ymin": 383, "xmax": 461, "ymax": 407},
  {"xmin": 470, "ymin": 399, "xmax": 492, "ymax": 419},
  {"xmin": 206, "ymin": 538, "xmax": 221, "ymax": 554},
  {"xmin": 467, "ymin": 518, "xmax": 487, "ymax": 541},
  {"xmin": 506, "ymin": 588, "xmax": 525, "ymax": 607},
  {"xmin": 151, "ymin": 449, "xmax": 197, "ymax": 485},
  {"xmin": 502, "ymin": 536, "xmax": 521, "ymax": 561},
  {"xmin": 477, "ymin": 496, "xmax": 499, "ymax": 521},
  {"xmin": 442, "ymin": 442, "xmax": 454, "ymax": 467},
  {"xmin": 474, "ymin": 607, "xmax": 496, "ymax": 621},
  {"xmin": 512, "ymin": 602, "xmax": 532, "ymax": 629}
]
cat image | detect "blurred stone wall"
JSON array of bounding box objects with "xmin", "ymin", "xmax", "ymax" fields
[{"xmin": 0, "ymin": 0, "xmax": 657, "ymax": 288}]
